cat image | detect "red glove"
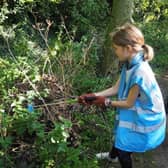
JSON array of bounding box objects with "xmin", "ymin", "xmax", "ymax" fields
[
  {"xmin": 78, "ymin": 93, "xmax": 96, "ymax": 105},
  {"xmin": 91, "ymin": 96, "xmax": 106, "ymax": 107},
  {"xmin": 92, "ymin": 97, "xmax": 112, "ymax": 107}
]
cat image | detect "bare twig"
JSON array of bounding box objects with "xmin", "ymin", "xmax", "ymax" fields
[
  {"xmin": 31, "ymin": 12, "xmax": 67, "ymax": 95},
  {"xmin": 60, "ymin": 15, "xmax": 73, "ymax": 41},
  {"xmin": 70, "ymin": 37, "xmax": 95, "ymax": 80},
  {"xmin": 82, "ymin": 37, "xmax": 95, "ymax": 65}
]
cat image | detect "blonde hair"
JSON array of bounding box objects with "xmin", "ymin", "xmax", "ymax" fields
[{"xmin": 111, "ymin": 23, "xmax": 154, "ymax": 61}]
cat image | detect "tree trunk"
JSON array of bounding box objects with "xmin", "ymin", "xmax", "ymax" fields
[{"xmin": 101, "ymin": 0, "xmax": 134, "ymax": 76}]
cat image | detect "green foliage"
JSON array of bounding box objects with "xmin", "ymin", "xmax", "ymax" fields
[
  {"xmin": 0, "ymin": 0, "xmax": 168, "ymax": 167},
  {"xmin": 69, "ymin": 0, "xmax": 109, "ymax": 37},
  {"xmin": 0, "ymin": 51, "xmax": 104, "ymax": 167},
  {"xmin": 0, "ymin": 1, "xmax": 112, "ymax": 167},
  {"xmin": 134, "ymin": 0, "xmax": 168, "ymax": 73},
  {"xmin": 134, "ymin": 0, "xmax": 168, "ymax": 22}
]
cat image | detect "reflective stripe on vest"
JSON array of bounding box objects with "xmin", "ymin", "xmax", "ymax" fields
[
  {"xmin": 128, "ymin": 106, "xmax": 162, "ymax": 114},
  {"xmin": 118, "ymin": 119, "xmax": 165, "ymax": 133}
]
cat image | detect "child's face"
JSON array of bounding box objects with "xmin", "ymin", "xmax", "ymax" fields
[{"xmin": 113, "ymin": 44, "xmax": 131, "ymax": 61}]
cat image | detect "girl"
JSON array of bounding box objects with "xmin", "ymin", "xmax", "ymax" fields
[{"xmin": 78, "ymin": 24, "xmax": 166, "ymax": 168}]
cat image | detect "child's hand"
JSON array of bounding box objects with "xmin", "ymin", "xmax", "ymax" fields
[{"xmin": 78, "ymin": 93, "xmax": 96, "ymax": 105}]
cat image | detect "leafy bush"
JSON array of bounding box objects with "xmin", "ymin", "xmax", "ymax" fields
[
  {"xmin": 134, "ymin": 0, "xmax": 168, "ymax": 22},
  {"xmin": 137, "ymin": 21, "xmax": 168, "ymax": 73},
  {"xmin": 1, "ymin": 0, "xmax": 167, "ymax": 167},
  {"xmin": 134, "ymin": 0, "xmax": 168, "ymax": 73},
  {"xmin": 0, "ymin": 2, "xmax": 113, "ymax": 167},
  {"xmin": 0, "ymin": 49, "xmax": 104, "ymax": 167}
]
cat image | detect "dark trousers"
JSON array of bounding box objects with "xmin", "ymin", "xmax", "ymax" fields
[{"xmin": 109, "ymin": 146, "xmax": 132, "ymax": 168}]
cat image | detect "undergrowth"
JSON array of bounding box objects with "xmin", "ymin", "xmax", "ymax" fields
[
  {"xmin": 0, "ymin": 2, "xmax": 114, "ymax": 167},
  {"xmin": 0, "ymin": 0, "xmax": 168, "ymax": 168}
]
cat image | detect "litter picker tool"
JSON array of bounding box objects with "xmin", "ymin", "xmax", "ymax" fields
[{"xmin": 27, "ymin": 96, "xmax": 97, "ymax": 112}]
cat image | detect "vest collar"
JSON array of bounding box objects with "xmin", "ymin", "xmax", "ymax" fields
[{"xmin": 126, "ymin": 51, "xmax": 144, "ymax": 69}]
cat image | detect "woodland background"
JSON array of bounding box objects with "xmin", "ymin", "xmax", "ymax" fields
[{"xmin": 0, "ymin": 0, "xmax": 168, "ymax": 167}]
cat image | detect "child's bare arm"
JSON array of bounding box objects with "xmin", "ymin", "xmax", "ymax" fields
[
  {"xmin": 111, "ymin": 85, "xmax": 139, "ymax": 108},
  {"xmin": 95, "ymin": 78, "xmax": 120, "ymax": 97}
]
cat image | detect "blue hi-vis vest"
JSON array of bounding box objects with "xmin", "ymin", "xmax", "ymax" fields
[{"xmin": 115, "ymin": 51, "xmax": 166, "ymax": 152}]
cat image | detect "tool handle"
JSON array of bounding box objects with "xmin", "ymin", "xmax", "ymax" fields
[{"xmin": 84, "ymin": 96, "xmax": 97, "ymax": 102}]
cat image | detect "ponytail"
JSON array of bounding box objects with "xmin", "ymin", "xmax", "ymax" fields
[
  {"xmin": 142, "ymin": 44, "xmax": 154, "ymax": 61},
  {"xmin": 111, "ymin": 23, "xmax": 154, "ymax": 61}
]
